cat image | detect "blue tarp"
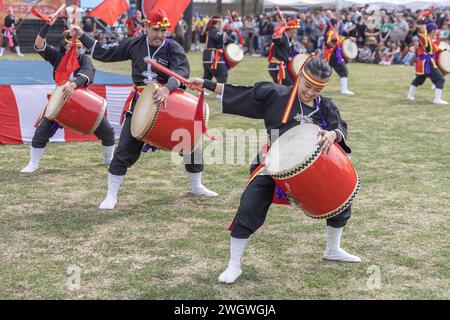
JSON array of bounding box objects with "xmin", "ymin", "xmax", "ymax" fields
[{"xmin": 0, "ymin": 61, "xmax": 132, "ymax": 85}]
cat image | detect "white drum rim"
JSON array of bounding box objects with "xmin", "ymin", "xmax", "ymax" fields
[
  {"xmin": 343, "ymin": 39, "xmax": 358, "ymax": 60},
  {"xmin": 438, "ymin": 51, "xmax": 450, "ymax": 73},
  {"xmin": 131, "ymin": 83, "xmax": 160, "ymax": 140},
  {"xmin": 45, "ymin": 85, "xmax": 65, "ymax": 120},
  {"xmin": 265, "ymin": 123, "xmax": 322, "ymax": 177},
  {"xmin": 291, "ymin": 53, "xmax": 310, "ymax": 75},
  {"xmin": 225, "ymin": 43, "xmax": 244, "ymax": 63}
]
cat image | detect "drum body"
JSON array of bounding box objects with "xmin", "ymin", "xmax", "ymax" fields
[
  {"xmin": 265, "ymin": 124, "xmax": 359, "ymax": 219},
  {"xmin": 437, "ymin": 50, "xmax": 450, "ymax": 75},
  {"xmin": 342, "ymin": 39, "xmax": 358, "ymax": 61},
  {"xmin": 287, "ymin": 53, "xmax": 310, "ymax": 79},
  {"xmin": 224, "ymin": 43, "xmax": 244, "ymax": 69},
  {"xmin": 45, "ymin": 85, "xmax": 106, "ymax": 135},
  {"xmin": 131, "ymin": 83, "xmax": 209, "ymax": 155}
]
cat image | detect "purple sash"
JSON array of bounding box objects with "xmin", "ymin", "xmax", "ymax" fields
[{"xmin": 418, "ymin": 53, "xmax": 436, "ymax": 75}]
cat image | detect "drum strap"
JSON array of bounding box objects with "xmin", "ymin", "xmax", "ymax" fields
[
  {"xmin": 211, "ymin": 49, "xmax": 223, "ymax": 70},
  {"xmin": 119, "ymin": 85, "xmax": 146, "ymax": 125}
]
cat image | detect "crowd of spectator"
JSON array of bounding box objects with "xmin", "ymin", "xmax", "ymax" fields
[{"xmin": 76, "ymin": 4, "xmax": 450, "ymax": 68}]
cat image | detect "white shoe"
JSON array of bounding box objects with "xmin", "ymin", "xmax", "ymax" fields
[
  {"xmin": 407, "ymin": 96, "xmax": 415, "ymax": 101},
  {"xmin": 99, "ymin": 196, "xmax": 117, "ymax": 210},
  {"xmin": 341, "ymin": 89, "xmax": 355, "ymax": 95},
  {"xmin": 218, "ymin": 266, "xmax": 242, "ymax": 284},
  {"xmin": 433, "ymin": 99, "xmax": 449, "ymax": 105},
  {"xmin": 189, "ymin": 185, "xmax": 218, "ymax": 197},
  {"xmin": 20, "ymin": 163, "xmax": 38, "ymax": 173},
  {"xmin": 323, "ymin": 248, "xmax": 361, "ymax": 263}
]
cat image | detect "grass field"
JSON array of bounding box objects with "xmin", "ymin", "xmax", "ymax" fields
[{"xmin": 0, "ymin": 51, "xmax": 449, "ymax": 299}]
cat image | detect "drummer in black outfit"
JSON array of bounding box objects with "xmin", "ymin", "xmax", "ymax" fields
[
  {"xmin": 71, "ymin": 8, "xmax": 217, "ymax": 210},
  {"xmin": 190, "ymin": 56, "xmax": 361, "ymax": 284},
  {"xmin": 21, "ymin": 16, "xmax": 115, "ymax": 174}
]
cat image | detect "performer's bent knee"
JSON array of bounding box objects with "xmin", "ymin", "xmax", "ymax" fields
[
  {"xmin": 230, "ymin": 221, "xmax": 254, "ymax": 238},
  {"xmin": 326, "ymin": 206, "xmax": 352, "ymax": 228},
  {"xmin": 433, "ymin": 78, "xmax": 445, "ymax": 89}
]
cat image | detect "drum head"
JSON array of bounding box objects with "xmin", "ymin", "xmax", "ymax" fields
[
  {"xmin": 438, "ymin": 51, "xmax": 450, "ymax": 73},
  {"xmin": 265, "ymin": 124, "xmax": 321, "ymax": 175},
  {"xmin": 45, "ymin": 85, "xmax": 65, "ymax": 120},
  {"xmin": 292, "ymin": 54, "xmax": 310, "ymax": 75},
  {"xmin": 343, "ymin": 39, "xmax": 358, "ymax": 60},
  {"xmin": 226, "ymin": 43, "xmax": 244, "ymax": 62},
  {"xmin": 439, "ymin": 41, "xmax": 450, "ymax": 51},
  {"xmin": 131, "ymin": 83, "xmax": 159, "ymax": 140}
]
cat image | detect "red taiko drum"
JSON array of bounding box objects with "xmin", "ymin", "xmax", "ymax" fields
[
  {"xmin": 265, "ymin": 124, "xmax": 360, "ymax": 219},
  {"xmin": 224, "ymin": 43, "xmax": 244, "ymax": 69},
  {"xmin": 131, "ymin": 83, "xmax": 209, "ymax": 155},
  {"xmin": 45, "ymin": 84, "xmax": 106, "ymax": 135}
]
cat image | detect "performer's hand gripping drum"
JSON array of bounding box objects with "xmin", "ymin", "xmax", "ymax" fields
[
  {"xmin": 131, "ymin": 83, "xmax": 209, "ymax": 155},
  {"xmin": 45, "ymin": 82, "xmax": 107, "ymax": 134},
  {"xmin": 265, "ymin": 124, "xmax": 360, "ymax": 219}
]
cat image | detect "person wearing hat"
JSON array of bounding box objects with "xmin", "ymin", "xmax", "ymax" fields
[
  {"xmin": 21, "ymin": 16, "xmax": 115, "ymax": 173},
  {"xmin": 267, "ymin": 19, "xmax": 300, "ymax": 85},
  {"xmin": 189, "ymin": 55, "xmax": 361, "ymax": 284},
  {"xmin": 407, "ymin": 18, "xmax": 448, "ymax": 104},
  {"xmin": 203, "ymin": 16, "xmax": 228, "ymax": 91},
  {"xmin": 0, "ymin": 6, "xmax": 24, "ymax": 57},
  {"xmin": 71, "ymin": 8, "xmax": 218, "ymax": 210},
  {"xmin": 323, "ymin": 18, "xmax": 355, "ymax": 95}
]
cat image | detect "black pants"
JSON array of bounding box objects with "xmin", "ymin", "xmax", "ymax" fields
[
  {"xmin": 411, "ymin": 67, "xmax": 445, "ymax": 89},
  {"xmin": 32, "ymin": 116, "xmax": 115, "ymax": 148},
  {"xmin": 268, "ymin": 69, "xmax": 295, "ymax": 86},
  {"xmin": 230, "ymin": 160, "xmax": 352, "ymax": 239},
  {"xmin": 109, "ymin": 103, "xmax": 204, "ymax": 176},
  {"xmin": 329, "ymin": 54, "xmax": 348, "ymax": 78},
  {"xmin": 1, "ymin": 31, "xmax": 18, "ymax": 48},
  {"xmin": 203, "ymin": 63, "xmax": 228, "ymax": 84}
]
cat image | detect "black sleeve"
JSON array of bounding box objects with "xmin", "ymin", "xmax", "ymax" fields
[
  {"xmin": 209, "ymin": 29, "xmax": 223, "ymax": 42},
  {"xmin": 323, "ymin": 98, "xmax": 352, "ymax": 154},
  {"xmin": 79, "ymin": 33, "xmax": 132, "ymax": 62},
  {"xmin": 168, "ymin": 41, "xmax": 189, "ymax": 89},
  {"xmin": 75, "ymin": 55, "xmax": 95, "ymax": 86},
  {"xmin": 35, "ymin": 42, "xmax": 61, "ymax": 66},
  {"xmin": 221, "ymin": 82, "xmax": 276, "ymax": 119}
]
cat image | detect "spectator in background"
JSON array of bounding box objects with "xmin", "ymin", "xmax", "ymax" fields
[
  {"xmin": 354, "ymin": 15, "xmax": 366, "ymax": 47},
  {"xmin": 82, "ymin": 9, "xmax": 96, "ymax": 36},
  {"xmin": 357, "ymin": 42, "xmax": 374, "ymax": 63},
  {"xmin": 379, "ymin": 41, "xmax": 400, "ymax": 65},
  {"xmin": 125, "ymin": 10, "xmax": 143, "ymax": 38},
  {"xmin": 298, "ymin": 35, "xmax": 314, "ymax": 54},
  {"xmin": 440, "ymin": 22, "xmax": 450, "ymax": 41},
  {"xmin": 342, "ymin": 13, "xmax": 356, "ymax": 37},
  {"xmin": 379, "ymin": 16, "xmax": 392, "ymax": 44},
  {"xmin": 173, "ymin": 14, "xmax": 188, "ymax": 48},
  {"xmin": 390, "ymin": 13, "xmax": 409, "ymax": 43},
  {"xmin": 401, "ymin": 39, "xmax": 418, "ymax": 65}
]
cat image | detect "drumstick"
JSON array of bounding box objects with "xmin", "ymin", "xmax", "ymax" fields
[
  {"xmin": 227, "ymin": 9, "xmax": 234, "ymax": 24},
  {"xmin": 275, "ymin": 6, "xmax": 286, "ymax": 25},
  {"xmin": 54, "ymin": 4, "xmax": 66, "ymax": 17},
  {"xmin": 144, "ymin": 58, "xmax": 203, "ymax": 92}
]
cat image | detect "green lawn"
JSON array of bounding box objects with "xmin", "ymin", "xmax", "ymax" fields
[{"xmin": 0, "ymin": 52, "xmax": 449, "ymax": 299}]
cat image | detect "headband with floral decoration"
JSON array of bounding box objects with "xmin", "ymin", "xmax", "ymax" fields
[{"xmin": 145, "ymin": 9, "xmax": 171, "ymax": 29}]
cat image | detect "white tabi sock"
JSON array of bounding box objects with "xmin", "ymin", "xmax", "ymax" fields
[
  {"xmin": 323, "ymin": 226, "xmax": 361, "ymax": 262},
  {"xmin": 188, "ymin": 172, "xmax": 218, "ymax": 197},
  {"xmin": 407, "ymin": 85, "xmax": 417, "ymax": 100},
  {"xmin": 99, "ymin": 173, "xmax": 125, "ymax": 210},
  {"xmin": 20, "ymin": 147, "xmax": 44, "ymax": 173},
  {"xmin": 434, "ymin": 88, "xmax": 449, "ymax": 104},
  {"xmin": 218, "ymin": 237, "xmax": 249, "ymax": 284}
]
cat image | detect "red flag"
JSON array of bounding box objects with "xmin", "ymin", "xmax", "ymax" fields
[
  {"xmin": 54, "ymin": 44, "xmax": 80, "ymax": 85},
  {"xmin": 88, "ymin": 0, "xmax": 130, "ymax": 26},
  {"xmin": 142, "ymin": 0, "xmax": 191, "ymax": 32}
]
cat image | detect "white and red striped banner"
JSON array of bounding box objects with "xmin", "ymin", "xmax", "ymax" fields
[{"xmin": 0, "ymin": 84, "xmax": 133, "ymax": 145}]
